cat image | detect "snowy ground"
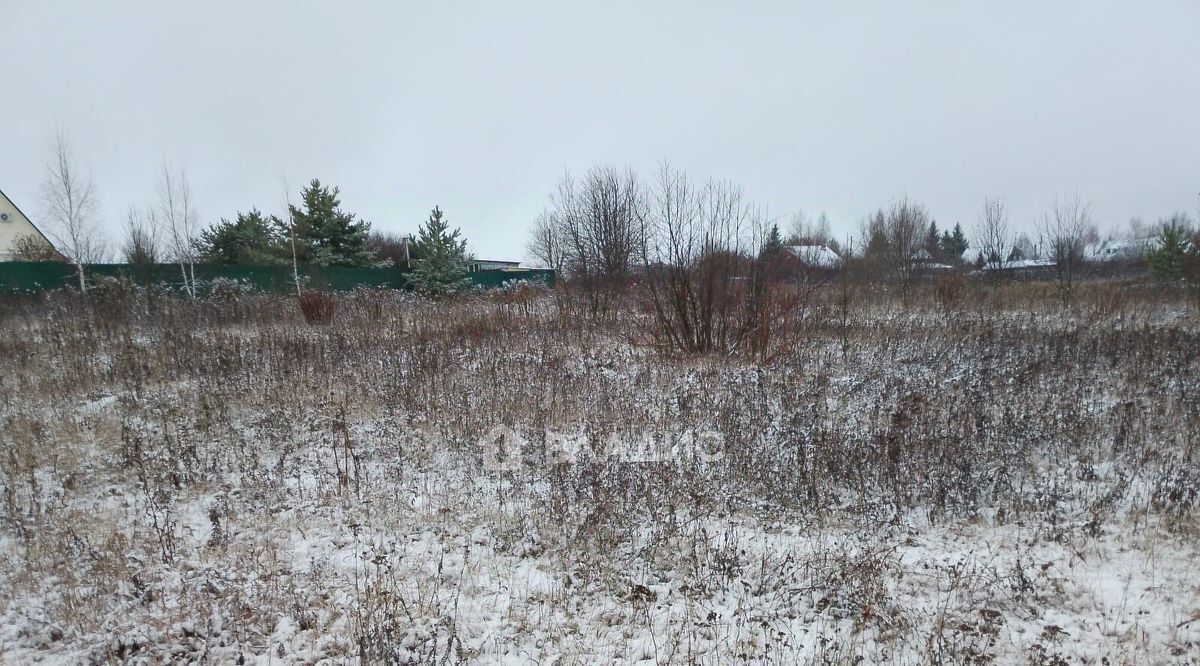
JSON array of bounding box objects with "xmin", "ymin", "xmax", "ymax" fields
[{"xmin": 0, "ymin": 289, "xmax": 1197, "ymax": 663}]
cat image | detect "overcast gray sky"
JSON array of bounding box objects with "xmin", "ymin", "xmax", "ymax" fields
[{"xmin": 5, "ymin": 0, "xmax": 1199, "ymax": 261}]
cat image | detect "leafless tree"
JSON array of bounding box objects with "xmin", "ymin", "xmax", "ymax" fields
[
  {"xmin": 1126, "ymin": 216, "xmax": 1146, "ymax": 241},
  {"xmin": 11, "ymin": 234, "xmax": 64, "ymax": 262},
  {"xmin": 640, "ymin": 163, "xmax": 757, "ymax": 353},
  {"xmin": 549, "ymin": 166, "xmax": 644, "ymax": 317},
  {"xmin": 1040, "ymin": 192, "xmax": 1093, "ymax": 304},
  {"xmin": 787, "ymin": 209, "xmax": 831, "ymax": 245},
  {"xmin": 525, "ymin": 210, "xmax": 563, "ymax": 272},
  {"xmin": 365, "ymin": 231, "xmax": 413, "ymax": 268},
  {"xmin": 976, "ymin": 196, "xmax": 1012, "ymax": 273},
  {"xmin": 1010, "ymin": 232, "xmax": 1039, "ymax": 261},
  {"xmin": 40, "ymin": 131, "xmax": 105, "ymax": 290},
  {"xmin": 121, "ymin": 205, "xmax": 161, "ymax": 266},
  {"xmin": 881, "ymin": 198, "xmax": 929, "ymax": 301},
  {"xmin": 158, "ymin": 163, "xmax": 200, "ymax": 297}
]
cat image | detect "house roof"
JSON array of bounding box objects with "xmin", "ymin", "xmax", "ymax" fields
[
  {"xmin": 979, "ymin": 259, "xmax": 1056, "ymax": 271},
  {"xmin": 783, "ymin": 244, "xmax": 843, "ymax": 268},
  {"xmin": 1085, "ymin": 238, "xmax": 1156, "ymax": 261},
  {"xmin": 0, "ymin": 187, "xmax": 56, "ymax": 250}
]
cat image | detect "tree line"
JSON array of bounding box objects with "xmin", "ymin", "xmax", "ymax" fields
[
  {"xmin": 527, "ymin": 163, "xmax": 1200, "ymax": 352},
  {"xmin": 18, "ymin": 133, "xmax": 476, "ymax": 296}
]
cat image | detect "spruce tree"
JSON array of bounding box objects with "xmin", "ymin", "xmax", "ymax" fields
[
  {"xmin": 287, "ymin": 179, "xmax": 375, "ymax": 267},
  {"xmin": 408, "ymin": 206, "xmax": 471, "ymax": 297},
  {"xmin": 761, "ymin": 223, "xmax": 785, "ymax": 257},
  {"xmin": 924, "ymin": 221, "xmax": 941, "ymax": 260},
  {"xmin": 940, "ymin": 223, "xmax": 969, "ymax": 262}
]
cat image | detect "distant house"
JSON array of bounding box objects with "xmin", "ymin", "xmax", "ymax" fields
[
  {"xmin": 976, "ymin": 258, "xmax": 1057, "ymax": 279},
  {"xmin": 911, "ymin": 248, "xmax": 954, "ymax": 273},
  {"xmin": 1086, "ymin": 238, "xmax": 1156, "ymax": 263},
  {"xmin": 783, "ymin": 244, "xmax": 843, "ymax": 270},
  {"xmin": 0, "ymin": 188, "xmax": 56, "ymax": 261},
  {"xmin": 469, "ymin": 258, "xmax": 521, "ymax": 272}
]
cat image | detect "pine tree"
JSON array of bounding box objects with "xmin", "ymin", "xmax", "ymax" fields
[
  {"xmin": 1148, "ymin": 223, "xmax": 1199, "ymax": 283},
  {"xmin": 408, "ymin": 206, "xmax": 471, "ymax": 297},
  {"xmin": 287, "ymin": 179, "xmax": 376, "ymax": 267},
  {"xmin": 196, "ymin": 209, "xmax": 285, "ymax": 265}
]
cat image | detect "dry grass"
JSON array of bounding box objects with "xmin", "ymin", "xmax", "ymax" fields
[{"xmin": 0, "ymin": 279, "xmax": 1197, "ymax": 663}]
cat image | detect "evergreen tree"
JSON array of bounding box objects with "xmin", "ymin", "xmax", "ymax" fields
[
  {"xmin": 940, "ymin": 223, "xmax": 969, "ymax": 262},
  {"xmin": 758, "ymin": 223, "xmax": 788, "ymax": 280},
  {"xmin": 195, "ymin": 209, "xmax": 286, "ymax": 265},
  {"xmin": 924, "ymin": 221, "xmax": 941, "ymax": 260},
  {"xmin": 1147, "ymin": 222, "xmax": 1199, "ymax": 283},
  {"xmin": 865, "ymin": 211, "xmax": 889, "ymax": 259},
  {"xmin": 861, "ymin": 210, "xmax": 890, "ymax": 279},
  {"xmin": 761, "ymin": 223, "xmax": 785, "ymax": 257},
  {"xmin": 408, "ymin": 207, "xmax": 471, "ymax": 297},
  {"xmin": 287, "ymin": 179, "xmax": 376, "ymax": 267}
]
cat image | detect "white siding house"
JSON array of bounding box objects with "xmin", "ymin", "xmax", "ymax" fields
[{"xmin": 0, "ymin": 188, "xmax": 55, "ymax": 261}]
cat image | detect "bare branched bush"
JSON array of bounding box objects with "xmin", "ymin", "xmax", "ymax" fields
[
  {"xmin": 121, "ymin": 205, "xmax": 161, "ymax": 266},
  {"xmin": 934, "ymin": 272, "xmax": 966, "ymax": 313},
  {"xmin": 640, "ymin": 163, "xmax": 760, "ymax": 355},
  {"xmin": 525, "ymin": 210, "xmax": 564, "ymax": 273},
  {"xmin": 881, "ymin": 198, "xmax": 929, "ymax": 302},
  {"xmin": 544, "ymin": 166, "xmax": 644, "ymax": 318},
  {"xmin": 1040, "ymin": 192, "xmax": 1094, "ymax": 305},
  {"xmin": 977, "ymin": 196, "xmax": 1012, "ymax": 274},
  {"xmin": 9, "ymin": 234, "xmax": 64, "ymax": 262},
  {"xmin": 298, "ymin": 289, "xmax": 337, "ymax": 324}
]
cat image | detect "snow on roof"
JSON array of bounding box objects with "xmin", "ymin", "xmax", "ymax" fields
[
  {"xmin": 783, "ymin": 245, "xmax": 843, "ymax": 268},
  {"xmin": 980, "ymin": 259, "xmax": 1056, "ymax": 271},
  {"xmin": 1085, "ymin": 238, "xmax": 1156, "ymax": 261}
]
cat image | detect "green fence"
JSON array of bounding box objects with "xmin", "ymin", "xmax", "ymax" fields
[{"xmin": 0, "ymin": 262, "xmax": 554, "ymax": 293}]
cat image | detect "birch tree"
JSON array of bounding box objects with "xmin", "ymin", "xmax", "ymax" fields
[
  {"xmin": 159, "ymin": 163, "xmax": 199, "ymax": 297},
  {"xmin": 40, "ymin": 131, "xmax": 105, "ymax": 290}
]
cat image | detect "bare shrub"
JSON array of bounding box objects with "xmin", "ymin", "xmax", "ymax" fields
[
  {"xmin": 639, "ymin": 164, "xmax": 759, "ymax": 355},
  {"xmin": 934, "ymin": 272, "xmax": 967, "ymax": 313},
  {"xmin": 120, "ymin": 205, "xmax": 160, "ymax": 266},
  {"xmin": 977, "ymin": 196, "xmax": 1012, "ymax": 274},
  {"xmin": 298, "ymin": 289, "xmax": 337, "ymax": 324},
  {"xmin": 540, "ymin": 167, "xmax": 644, "ymax": 318},
  {"xmin": 10, "ymin": 234, "xmax": 64, "ymax": 262},
  {"xmin": 1040, "ymin": 193, "xmax": 1094, "ymax": 305},
  {"xmin": 881, "ymin": 198, "xmax": 930, "ymax": 303}
]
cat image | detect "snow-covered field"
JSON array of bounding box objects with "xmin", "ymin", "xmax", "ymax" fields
[{"xmin": 1, "ymin": 287, "xmax": 1197, "ymax": 664}]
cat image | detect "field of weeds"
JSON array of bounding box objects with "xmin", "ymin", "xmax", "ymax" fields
[{"xmin": 1, "ymin": 282, "xmax": 1198, "ymax": 664}]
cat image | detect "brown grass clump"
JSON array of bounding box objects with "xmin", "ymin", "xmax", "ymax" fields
[{"xmin": 298, "ymin": 289, "xmax": 337, "ymax": 324}]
